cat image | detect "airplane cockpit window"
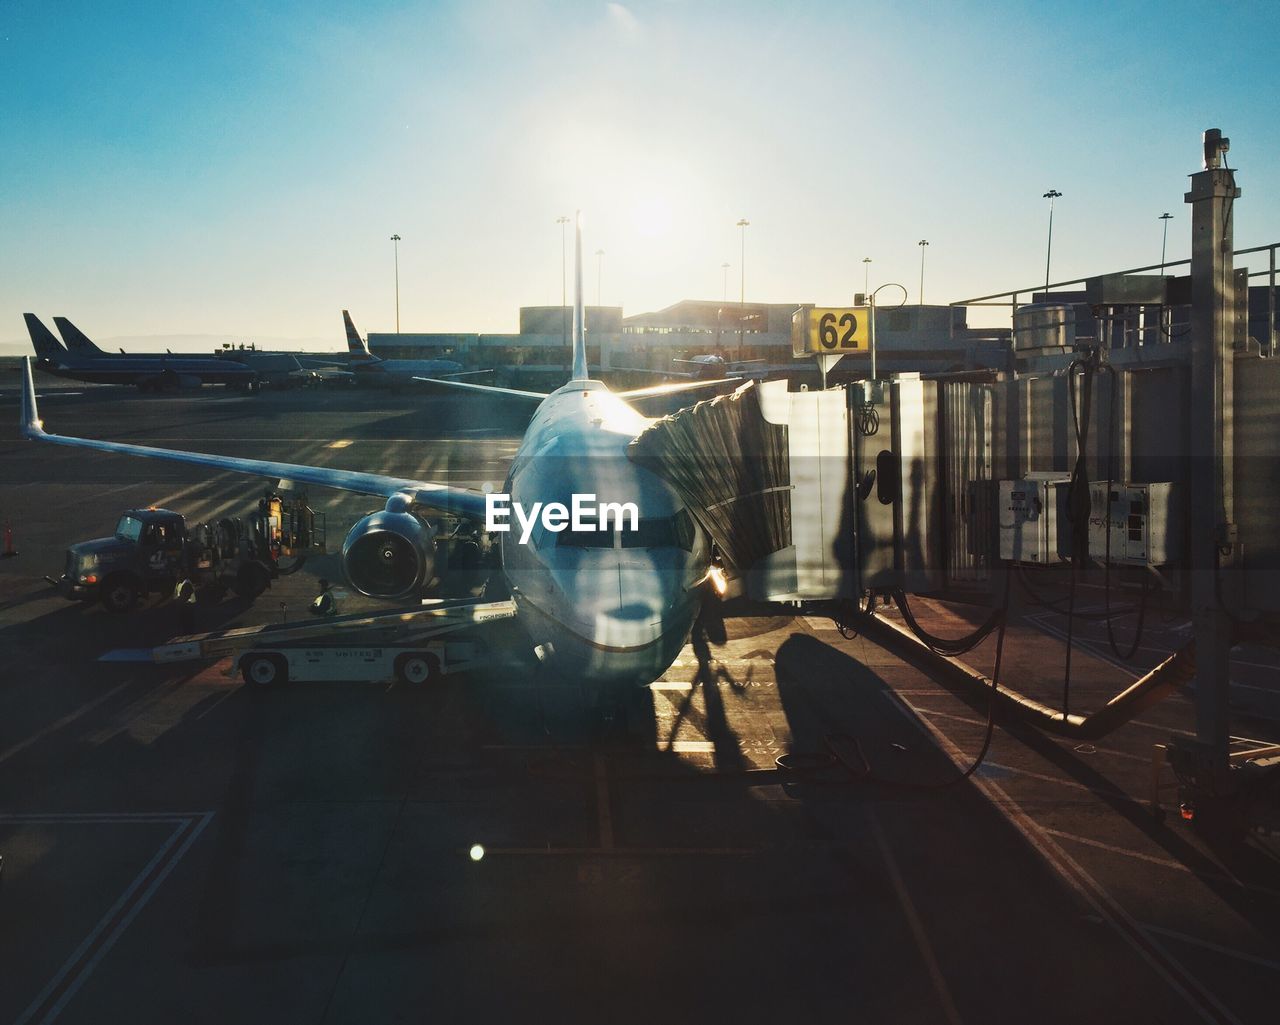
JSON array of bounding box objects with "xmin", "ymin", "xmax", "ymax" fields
[
  {"xmin": 620, "ymin": 509, "xmax": 696, "ymax": 551},
  {"xmin": 557, "ymin": 519, "xmax": 614, "ymax": 548}
]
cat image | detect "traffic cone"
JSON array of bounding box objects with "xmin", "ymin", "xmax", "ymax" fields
[{"xmin": 1, "ymin": 522, "xmax": 16, "ymax": 559}]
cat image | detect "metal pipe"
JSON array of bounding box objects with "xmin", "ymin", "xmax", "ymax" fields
[{"xmin": 862, "ymin": 611, "xmax": 1195, "ymax": 740}]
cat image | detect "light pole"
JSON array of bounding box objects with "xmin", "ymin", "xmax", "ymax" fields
[
  {"xmin": 917, "ymin": 240, "xmax": 928, "ymax": 306},
  {"xmin": 1157, "ymin": 212, "xmax": 1174, "ymax": 344},
  {"xmin": 862, "ymin": 257, "xmax": 872, "ymax": 298},
  {"xmin": 595, "ymin": 249, "xmax": 605, "ymax": 306},
  {"xmin": 390, "ymin": 234, "xmax": 401, "ymax": 333},
  {"xmin": 736, "ymin": 218, "xmax": 749, "ymax": 358},
  {"xmin": 556, "ymin": 215, "xmax": 570, "ymax": 359},
  {"xmin": 721, "ymin": 262, "xmax": 730, "ymax": 303},
  {"xmin": 1042, "ymin": 189, "xmax": 1062, "ymax": 295}
]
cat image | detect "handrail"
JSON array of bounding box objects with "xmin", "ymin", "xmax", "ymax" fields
[{"xmin": 951, "ymin": 242, "xmax": 1276, "ymax": 307}]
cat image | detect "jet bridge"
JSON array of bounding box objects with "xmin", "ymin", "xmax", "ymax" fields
[{"xmin": 628, "ymin": 375, "xmax": 948, "ymax": 602}]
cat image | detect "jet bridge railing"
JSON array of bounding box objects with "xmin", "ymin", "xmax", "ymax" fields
[{"xmin": 949, "ymin": 241, "xmax": 1279, "ymax": 355}]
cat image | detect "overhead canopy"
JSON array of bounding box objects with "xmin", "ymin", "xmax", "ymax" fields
[{"xmin": 626, "ymin": 382, "xmax": 791, "ymax": 574}]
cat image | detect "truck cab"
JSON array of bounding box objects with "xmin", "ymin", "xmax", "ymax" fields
[
  {"xmin": 61, "ymin": 508, "xmax": 191, "ymax": 611},
  {"xmin": 57, "ymin": 494, "xmax": 319, "ymax": 614}
]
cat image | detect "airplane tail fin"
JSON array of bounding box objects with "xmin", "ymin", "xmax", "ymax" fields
[
  {"xmin": 53, "ymin": 316, "xmax": 106, "ymax": 355},
  {"xmin": 343, "ymin": 310, "xmax": 375, "ymax": 362},
  {"xmin": 20, "ymin": 357, "xmax": 45, "ymax": 438},
  {"xmin": 24, "ymin": 314, "xmax": 69, "ymax": 362},
  {"xmin": 570, "ymin": 212, "xmax": 588, "ymax": 382}
]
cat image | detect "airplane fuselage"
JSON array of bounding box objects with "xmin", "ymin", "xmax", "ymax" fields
[
  {"xmin": 499, "ymin": 379, "xmax": 710, "ymax": 690},
  {"xmin": 32, "ymin": 355, "xmax": 255, "ymax": 388},
  {"xmin": 352, "ymin": 359, "xmax": 464, "ymax": 385}
]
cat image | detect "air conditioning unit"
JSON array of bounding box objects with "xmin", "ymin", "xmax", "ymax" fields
[
  {"xmin": 1087, "ymin": 482, "xmax": 1180, "ymax": 567},
  {"xmin": 999, "ymin": 475, "xmax": 1069, "ymax": 563}
]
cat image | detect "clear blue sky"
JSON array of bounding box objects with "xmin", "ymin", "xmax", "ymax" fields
[{"xmin": 2, "ymin": 0, "xmax": 1278, "ymax": 350}]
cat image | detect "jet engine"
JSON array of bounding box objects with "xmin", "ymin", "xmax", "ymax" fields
[{"xmin": 341, "ymin": 495, "xmax": 437, "ymax": 600}]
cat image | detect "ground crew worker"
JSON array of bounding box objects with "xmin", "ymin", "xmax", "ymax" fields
[
  {"xmin": 174, "ymin": 577, "xmax": 197, "ymax": 633},
  {"xmin": 311, "ymin": 578, "xmax": 336, "ymax": 617}
]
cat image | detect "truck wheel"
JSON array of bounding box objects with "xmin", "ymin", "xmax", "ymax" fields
[
  {"xmin": 100, "ymin": 574, "xmax": 139, "ymax": 613},
  {"xmin": 231, "ymin": 561, "xmax": 270, "ymax": 599},
  {"xmin": 241, "ymin": 652, "xmax": 287, "ymax": 687},
  {"xmin": 394, "ymin": 652, "xmax": 440, "ymax": 686}
]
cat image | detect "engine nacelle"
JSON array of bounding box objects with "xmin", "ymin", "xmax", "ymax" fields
[{"xmin": 341, "ymin": 502, "xmax": 437, "ymax": 600}]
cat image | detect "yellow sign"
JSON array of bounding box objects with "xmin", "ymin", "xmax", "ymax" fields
[{"xmin": 791, "ymin": 306, "xmax": 869, "ymax": 358}]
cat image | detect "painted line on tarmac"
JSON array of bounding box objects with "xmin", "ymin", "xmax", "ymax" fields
[
  {"xmin": 880, "ymin": 688, "xmax": 1245, "ymax": 1025},
  {"xmin": 1042, "ymin": 828, "xmax": 1280, "ymax": 901},
  {"xmin": 0, "ymin": 682, "xmax": 133, "ymax": 767},
  {"xmin": 7, "ymin": 811, "xmax": 213, "ymax": 1025},
  {"xmin": 900, "ymin": 701, "xmax": 1151, "ymax": 762},
  {"xmin": 866, "ymin": 808, "xmax": 964, "ymax": 1025},
  {"xmin": 668, "ymin": 740, "xmax": 716, "ymax": 753},
  {"xmin": 1139, "ymin": 923, "xmax": 1280, "ymax": 973}
]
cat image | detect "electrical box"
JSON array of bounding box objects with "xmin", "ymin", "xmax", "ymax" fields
[
  {"xmin": 1087, "ymin": 482, "xmax": 1180, "ymax": 566},
  {"xmin": 999, "ymin": 475, "xmax": 1069, "ymax": 563}
]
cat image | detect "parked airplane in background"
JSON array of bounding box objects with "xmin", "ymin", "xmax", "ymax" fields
[
  {"xmin": 341, "ymin": 310, "xmax": 479, "ymax": 387},
  {"xmin": 25, "ymin": 314, "xmax": 258, "ymax": 392},
  {"xmin": 616, "ymin": 353, "xmax": 769, "ymax": 382},
  {"xmin": 55, "ymin": 315, "xmax": 346, "ymax": 386},
  {"xmin": 19, "ymin": 217, "xmax": 727, "ymax": 696}
]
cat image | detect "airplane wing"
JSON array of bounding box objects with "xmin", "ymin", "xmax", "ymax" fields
[
  {"xmin": 616, "ymin": 379, "xmax": 735, "ymax": 400},
  {"xmin": 411, "ymin": 376, "xmax": 548, "ymax": 402},
  {"xmin": 609, "ymin": 367, "xmax": 695, "ymax": 380},
  {"xmin": 19, "ymin": 358, "xmax": 488, "ymax": 518}
]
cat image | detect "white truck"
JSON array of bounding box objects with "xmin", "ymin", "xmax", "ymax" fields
[{"xmin": 152, "ymin": 599, "xmax": 518, "ymax": 686}]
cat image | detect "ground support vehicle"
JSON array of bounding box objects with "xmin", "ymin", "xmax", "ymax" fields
[
  {"xmin": 152, "ymin": 599, "xmax": 517, "ymax": 685},
  {"xmin": 54, "ymin": 490, "xmax": 325, "ymax": 612}
]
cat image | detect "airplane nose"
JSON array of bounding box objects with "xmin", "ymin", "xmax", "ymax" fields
[{"xmin": 593, "ymin": 564, "xmax": 683, "ymax": 649}]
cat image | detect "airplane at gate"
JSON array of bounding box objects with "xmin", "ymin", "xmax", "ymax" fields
[{"xmin": 19, "ymin": 217, "xmax": 729, "ymax": 693}]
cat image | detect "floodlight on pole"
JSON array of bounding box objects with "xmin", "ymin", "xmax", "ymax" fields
[
  {"xmin": 1159, "ymin": 212, "xmax": 1173, "ymax": 273},
  {"xmin": 390, "ymin": 234, "xmax": 402, "ymax": 333},
  {"xmin": 917, "ymin": 240, "xmax": 929, "ymax": 306},
  {"xmin": 862, "ymin": 257, "xmax": 872, "ymax": 298},
  {"xmin": 1042, "ymin": 189, "xmax": 1062, "ymax": 295},
  {"xmin": 736, "ymin": 219, "xmax": 749, "ymax": 357}
]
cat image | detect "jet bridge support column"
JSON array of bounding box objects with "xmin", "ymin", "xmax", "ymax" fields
[{"xmin": 1180, "ymin": 128, "xmax": 1240, "ymax": 790}]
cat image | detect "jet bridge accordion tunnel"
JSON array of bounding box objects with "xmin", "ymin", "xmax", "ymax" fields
[
  {"xmin": 627, "ymin": 360, "xmax": 1280, "ymax": 743},
  {"xmin": 627, "ymin": 375, "xmax": 949, "ymax": 607}
]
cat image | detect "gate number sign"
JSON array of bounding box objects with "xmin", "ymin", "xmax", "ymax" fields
[{"xmin": 791, "ymin": 306, "xmax": 870, "ymax": 357}]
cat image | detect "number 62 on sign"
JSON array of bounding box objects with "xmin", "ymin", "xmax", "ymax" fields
[{"xmin": 790, "ymin": 306, "xmax": 870, "ymax": 358}]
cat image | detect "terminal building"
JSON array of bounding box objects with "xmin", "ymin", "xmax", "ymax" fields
[{"xmin": 368, "ymin": 299, "xmax": 1013, "ymax": 385}]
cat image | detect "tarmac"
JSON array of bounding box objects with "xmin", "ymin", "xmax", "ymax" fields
[{"xmin": 0, "ymin": 372, "xmax": 1277, "ymax": 1024}]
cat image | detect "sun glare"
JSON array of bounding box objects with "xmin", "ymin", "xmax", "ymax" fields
[{"xmin": 630, "ymin": 195, "xmax": 675, "ymax": 237}]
